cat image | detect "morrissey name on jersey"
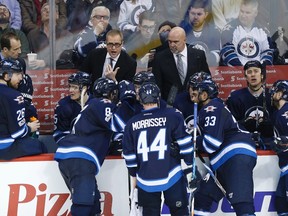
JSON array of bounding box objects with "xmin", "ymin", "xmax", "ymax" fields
[{"xmin": 132, "ymin": 117, "xmax": 167, "ymax": 130}]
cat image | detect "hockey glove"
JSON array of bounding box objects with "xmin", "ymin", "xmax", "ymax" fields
[
  {"xmin": 183, "ymin": 165, "xmax": 201, "ymax": 192},
  {"xmin": 258, "ymin": 120, "xmax": 274, "ymax": 138},
  {"xmin": 170, "ymin": 141, "xmax": 180, "ymax": 159},
  {"xmin": 119, "ymin": 80, "xmax": 136, "ymax": 102},
  {"xmin": 271, "ymin": 136, "xmax": 288, "ymax": 153},
  {"xmin": 243, "ymin": 118, "xmax": 257, "ymax": 132},
  {"xmin": 18, "ymin": 74, "xmax": 34, "ymax": 103}
]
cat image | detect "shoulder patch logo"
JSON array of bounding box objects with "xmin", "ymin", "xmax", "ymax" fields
[
  {"xmin": 14, "ymin": 96, "xmax": 24, "ymax": 104},
  {"xmin": 204, "ymin": 105, "xmax": 217, "ymax": 112}
]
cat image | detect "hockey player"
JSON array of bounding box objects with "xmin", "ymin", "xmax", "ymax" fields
[
  {"xmin": 190, "ymin": 79, "xmax": 257, "ymax": 216},
  {"xmin": 269, "ymin": 80, "xmax": 288, "ymax": 215},
  {"xmin": 122, "ymin": 82, "xmax": 194, "ymax": 216},
  {"xmin": 53, "ymin": 71, "xmax": 92, "ymax": 144},
  {"xmin": 174, "ymin": 71, "xmax": 212, "ymax": 132},
  {"xmin": 226, "ymin": 60, "xmax": 274, "ymax": 149},
  {"xmin": 0, "ymin": 58, "xmax": 47, "ymax": 160},
  {"xmin": 109, "ymin": 71, "xmax": 167, "ymax": 155},
  {"xmin": 54, "ymin": 77, "xmax": 124, "ymax": 216}
]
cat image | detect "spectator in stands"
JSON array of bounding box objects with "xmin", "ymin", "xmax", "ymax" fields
[
  {"xmin": 0, "ymin": 4, "xmax": 30, "ymax": 58},
  {"xmin": 226, "ymin": 60, "xmax": 274, "ymax": 149},
  {"xmin": 180, "ymin": 0, "xmax": 221, "ymax": 66},
  {"xmin": 212, "ymin": 0, "xmax": 241, "ymax": 31},
  {"xmin": 0, "ymin": 58, "xmax": 47, "ymax": 160},
  {"xmin": 117, "ymin": 0, "xmax": 154, "ymax": 41},
  {"xmin": 53, "ymin": 71, "xmax": 92, "ymax": 144},
  {"xmin": 19, "ymin": 0, "xmax": 67, "ymax": 35},
  {"xmin": 80, "ymin": 29, "xmax": 136, "ymax": 87},
  {"xmin": 124, "ymin": 10, "xmax": 161, "ymax": 69},
  {"xmin": 152, "ymin": 26, "xmax": 210, "ymax": 103},
  {"xmin": 147, "ymin": 20, "xmax": 177, "ymax": 69},
  {"xmin": 0, "ymin": 0, "xmax": 22, "ymax": 29},
  {"xmin": 154, "ymin": 0, "xmax": 192, "ymax": 26},
  {"xmin": 220, "ymin": 0, "xmax": 273, "ymax": 66},
  {"xmin": 27, "ymin": 3, "xmax": 73, "ymax": 70},
  {"xmin": 74, "ymin": 6, "xmax": 112, "ymax": 61}
]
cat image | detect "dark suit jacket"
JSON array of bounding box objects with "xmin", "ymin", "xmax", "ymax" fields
[
  {"xmin": 152, "ymin": 46, "xmax": 210, "ymax": 102},
  {"xmin": 80, "ymin": 48, "xmax": 137, "ymax": 85}
]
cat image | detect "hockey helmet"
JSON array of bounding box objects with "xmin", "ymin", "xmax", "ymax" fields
[
  {"xmin": 187, "ymin": 71, "xmax": 212, "ymax": 90},
  {"xmin": 68, "ymin": 71, "xmax": 91, "ymax": 90},
  {"xmin": 0, "ymin": 58, "xmax": 23, "ymax": 78},
  {"xmin": 133, "ymin": 71, "xmax": 156, "ymax": 85},
  {"xmin": 139, "ymin": 82, "xmax": 161, "ymax": 104},
  {"xmin": 93, "ymin": 77, "xmax": 118, "ymax": 98},
  {"xmin": 270, "ymin": 80, "xmax": 288, "ymax": 101},
  {"xmin": 195, "ymin": 79, "xmax": 219, "ymax": 99}
]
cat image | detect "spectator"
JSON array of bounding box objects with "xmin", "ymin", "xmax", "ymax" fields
[
  {"xmin": 191, "ymin": 79, "xmax": 257, "ymax": 216},
  {"xmin": 122, "ymin": 82, "xmax": 194, "ymax": 215},
  {"xmin": 154, "ymin": 20, "xmax": 177, "ymax": 52},
  {"xmin": 19, "ymin": 0, "xmax": 67, "ymax": 35},
  {"xmin": 53, "ymin": 71, "xmax": 92, "ymax": 144},
  {"xmin": 27, "ymin": 3, "xmax": 73, "ymax": 70},
  {"xmin": 220, "ymin": 0, "xmax": 273, "ymax": 66},
  {"xmin": 180, "ymin": 0, "xmax": 221, "ymax": 66},
  {"xmin": 154, "ymin": 0, "xmax": 192, "ymax": 26},
  {"xmin": 269, "ymin": 80, "xmax": 288, "ymax": 216},
  {"xmin": 74, "ymin": 6, "xmax": 112, "ymax": 60},
  {"xmin": 152, "ymin": 26, "xmax": 210, "ymax": 103},
  {"xmin": 117, "ymin": 0, "xmax": 154, "ymax": 41},
  {"xmin": 0, "ymin": 59, "xmax": 47, "ymax": 160},
  {"xmin": 147, "ymin": 20, "xmax": 177, "ymax": 69},
  {"xmin": 0, "ymin": 0, "xmax": 22, "ymax": 29},
  {"xmin": 124, "ymin": 10, "xmax": 161, "ymax": 68},
  {"xmin": 226, "ymin": 60, "xmax": 274, "ymax": 149},
  {"xmin": 0, "ymin": 4, "xmax": 30, "ymax": 58},
  {"xmin": 80, "ymin": 29, "xmax": 136, "ymax": 87},
  {"xmin": 211, "ymin": 0, "xmax": 241, "ymax": 31}
]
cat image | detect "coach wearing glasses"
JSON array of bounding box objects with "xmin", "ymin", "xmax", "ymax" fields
[
  {"xmin": 74, "ymin": 6, "xmax": 112, "ymax": 59},
  {"xmin": 80, "ymin": 29, "xmax": 137, "ymax": 86}
]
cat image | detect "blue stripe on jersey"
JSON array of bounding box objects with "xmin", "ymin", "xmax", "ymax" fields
[
  {"xmin": 123, "ymin": 153, "xmax": 137, "ymax": 167},
  {"xmin": 280, "ymin": 164, "xmax": 288, "ymax": 177},
  {"xmin": 180, "ymin": 146, "xmax": 193, "ymax": 155},
  {"xmin": 194, "ymin": 209, "xmax": 210, "ymax": 216},
  {"xmin": 55, "ymin": 146, "xmax": 101, "ymax": 174},
  {"xmin": 203, "ymin": 134, "xmax": 221, "ymax": 153},
  {"xmin": 0, "ymin": 138, "xmax": 14, "ymax": 149},
  {"xmin": 53, "ymin": 130, "xmax": 70, "ymax": 144},
  {"xmin": 136, "ymin": 165, "xmax": 182, "ymax": 192},
  {"xmin": 210, "ymin": 143, "xmax": 257, "ymax": 170},
  {"xmin": 11, "ymin": 124, "xmax": 29, "ymax": 139},
  {"xmin": 177, "ymin": 136, "xmax": 192, "ymax": 146},
  {"xmin": 111, "ymin": 113, "xmax": 126, "ymax": 132}
]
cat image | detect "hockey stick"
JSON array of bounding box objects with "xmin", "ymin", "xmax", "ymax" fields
[
  {"xmin": 189, "ymin": 103, "xmax": 198, "ymax": 215},
  {"xmin": 197, "ymin": 153, "xmax": 226, "ymax": 196}
]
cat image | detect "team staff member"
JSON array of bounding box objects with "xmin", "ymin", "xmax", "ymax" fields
[
  {"xmin": 0, "ymin": 59, "xmax": 46, "ymax": 160},
  {"xmin": 122, "ymin": 82, "xmax": 194, "ymax": 215},
  {"xmin": 152, "ymin": 26, "xmax": 210, "ymax": 103},
  {"xmin": 80, "ymin": 29, "xmax": 136, "ymax": 87}
]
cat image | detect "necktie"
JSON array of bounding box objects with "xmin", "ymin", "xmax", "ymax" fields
[
  {"xmin": 176, "ymin": 54, "xmax": 185, "ymax": 84},
  {"xmin": 109, "ymin": 58, "xmax": 114, "ymax": 69}
]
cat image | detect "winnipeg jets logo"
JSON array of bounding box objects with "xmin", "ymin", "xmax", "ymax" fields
[
  {"xmin": 237, "ymin": 37, "xmax": 259, "ymax": 58},
  {"xmin": 204, "ymin": 106, "xmax": 217, "ymax": 112},
  {"xmin": 14, "ymin": 96, "xmax": 24, "ymax": 104},
  {"xmin": 282, "ymin": 111, "xmax": 288, "ymax": 119}
]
